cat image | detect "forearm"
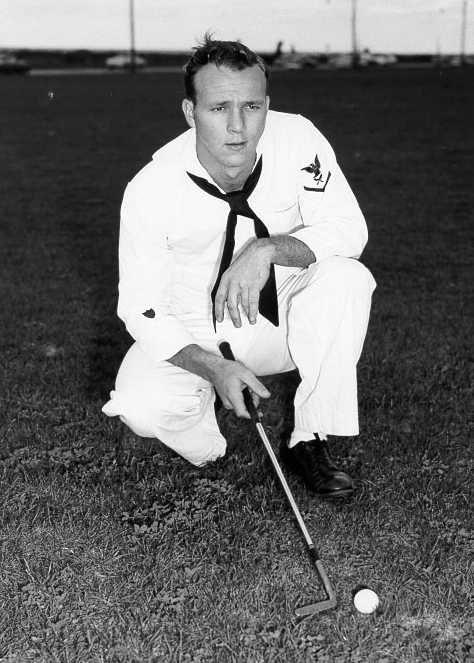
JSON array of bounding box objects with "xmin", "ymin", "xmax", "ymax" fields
[
  {"xmin": 257, "ymin": 234, "xmax": 316, "ymax": 268},
  {"xmin": 167, "ymin": 343, "xmax": 224, "ymax": 383}
]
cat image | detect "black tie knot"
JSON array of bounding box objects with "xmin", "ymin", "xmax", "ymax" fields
[{"xmin": 225, "ymin": 191, "xmax": 253, "ymax": 218}]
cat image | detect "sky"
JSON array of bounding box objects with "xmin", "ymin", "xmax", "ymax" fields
[{"xmin": 1, "ymin": 0, "xmax": 473, "ymax": 54}]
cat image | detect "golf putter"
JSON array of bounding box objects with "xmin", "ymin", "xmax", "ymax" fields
[{"xmin": 219, "ymin": 341, "xmax": 337, "ymax": 617}]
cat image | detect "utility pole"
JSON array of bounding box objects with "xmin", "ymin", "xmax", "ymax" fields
[
  {"xmin": 129, "ymin": 0, "xmax": 136, "ymax": 73},
  {"xmin": 436, "ymin": 7, "xmax": 445, "ymax": 67},
  {"xmin": 351, "ymin": 0, "xmax": 359, "ymax": 68},
  {"xmin": 460, "ymin": 0, "xmax": 467, "ymax": 66}
]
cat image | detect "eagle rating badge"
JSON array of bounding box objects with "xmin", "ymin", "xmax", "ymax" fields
[{"xmin": 301, "ymin": 154, "xmax": 331, "ymax": 192}]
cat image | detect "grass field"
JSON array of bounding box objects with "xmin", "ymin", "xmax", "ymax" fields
[{"xmin": 0, "ymin": 68, "xmax": 473, "ymax": 662}]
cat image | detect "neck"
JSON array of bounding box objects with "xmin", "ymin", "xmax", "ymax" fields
[{"xmin": 197, "ymin": 150, "xmax": 256, "ymax": 193}]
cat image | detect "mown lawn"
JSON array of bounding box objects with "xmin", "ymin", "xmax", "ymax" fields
[{"xmin": 0, "ymin": 67, "xmax": 472, "ymax": 662}]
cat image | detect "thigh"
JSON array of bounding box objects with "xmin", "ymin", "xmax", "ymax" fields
[
  {"xmin": 111, "ymin": 342, "xmax": 214, "ymax": 433},
  {"xmin": 218, "ymin": 267, "xmax": 306, "ymax": 376}
]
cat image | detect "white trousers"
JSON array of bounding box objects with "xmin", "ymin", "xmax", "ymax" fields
[{"xmin": 102, "ymin": 257, "xmax": 376, "ymax": 466}]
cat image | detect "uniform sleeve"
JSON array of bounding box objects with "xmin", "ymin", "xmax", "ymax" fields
[
  {"xmin": 291, "ymin": 117, "xmax": 368, "ymax": 262},
  {"xmin": 117, "ymin": 182, "xmax": 196, "ymax": 362}
]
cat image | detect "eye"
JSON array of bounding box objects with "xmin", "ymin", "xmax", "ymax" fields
[
  {"xmin": 246, "ymin": 103, "xmax": 261, "ymax": 111},
  {"xmin": 211, "ymin": 105, "xmax": 225, "ymax": 112}
]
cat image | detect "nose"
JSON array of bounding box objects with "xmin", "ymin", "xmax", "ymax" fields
[{"xmin": 227, "ymin": 107, "xmax": 244, "ymax": 134}]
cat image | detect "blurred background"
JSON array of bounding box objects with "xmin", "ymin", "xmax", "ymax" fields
[{"xmin": 1, "ymin": 0, "xmax": 473, "ymax": 73}]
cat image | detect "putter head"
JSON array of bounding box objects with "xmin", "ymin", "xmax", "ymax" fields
[{"xmin": 295, "ymin": 556, "xmax": 337, "ymax": 617}]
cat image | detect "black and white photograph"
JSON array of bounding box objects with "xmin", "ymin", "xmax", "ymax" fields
[{"xmin": 0, "ymin": 1, "xmax": 472, "ymax": 660}]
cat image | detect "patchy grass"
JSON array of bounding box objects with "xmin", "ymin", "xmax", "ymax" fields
[{"xmin": 0, "ymin": 68, "xmax": 473, "ymax": 662}]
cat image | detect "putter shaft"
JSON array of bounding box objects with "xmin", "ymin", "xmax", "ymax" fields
[
  {"xmin": 255, "ymin": 421, "xmax": 313, "ymax": 548},
  {"xmin": 218, "ymin": 341, "xmax": 337, "ymax": 616}
]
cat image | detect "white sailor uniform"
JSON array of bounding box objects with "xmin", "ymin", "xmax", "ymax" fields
[{"xmin": 102, "ymin": 110, "xmax": 376, "ymax": 466}]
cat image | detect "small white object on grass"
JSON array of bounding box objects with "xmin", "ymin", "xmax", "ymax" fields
[
  {"xmin": 353, "ymin": 588, "xmax": 379, "ymax": 614},
  {"xmin": 44, "ymin": 343, "xmax": 58, "ymax": 358}
]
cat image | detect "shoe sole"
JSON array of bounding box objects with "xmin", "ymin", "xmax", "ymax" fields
[{"xmin": 315, "ymin": 487, "xmax": 354, "ymax": 499}]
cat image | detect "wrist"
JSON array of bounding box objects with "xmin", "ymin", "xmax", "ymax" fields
[
  {"xmin": 201, "ymin": 351, "xmax": 226, "ymax": 384},
  {"xmin": 254, "ymin": 237, "xmax": 276, "ymax": 263},
  {"xmin": 168, "ymin": 344, "xmax": 224, "ymax": 383}
]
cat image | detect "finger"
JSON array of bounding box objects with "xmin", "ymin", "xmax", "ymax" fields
[
  {"xmin": 230, "ymin": 387, "xmax": 251, "ymax": 419},
  {"xmin": 244, "ymin": 374, "xmax": 271, "ymax": 400},
  {"xmin": 240, "ymin": 287, "xmax": 250, "ymax": 320},
  {"xmin": 226, "ymin": 287, "xmax": 242, "ymax": 328},
  {"xmin": 215, "ymin": 387, "xmax": 233, "ymax": 409},
  {"xmin": 251, "ymin": 391, "xmax": 260, "ymax": 410},
  {"xmin": 214, "ymin": 283, "xmax": 227, "ymax": 323},
  {"xmin": 248, "ymin": 287, "xmax": 259, "ymax": 325}
]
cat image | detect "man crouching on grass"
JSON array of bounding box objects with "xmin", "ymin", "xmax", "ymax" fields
[{"xmin": 102, "ymin": 35, "xmax": 376, "ymax": 498}]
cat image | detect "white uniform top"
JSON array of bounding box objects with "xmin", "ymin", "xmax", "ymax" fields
[{"xmin": 117, "ymin": 110, "xmax": 368, "ymax": 363}]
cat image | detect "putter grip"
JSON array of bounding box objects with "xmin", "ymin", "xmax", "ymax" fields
[
  {"xmin": 218, "ymin": 341, "xmax": 236, "ymax": 362},
  {"xmin": 218, "ymin": 342, "xmax": 259, "ymax": 421}
]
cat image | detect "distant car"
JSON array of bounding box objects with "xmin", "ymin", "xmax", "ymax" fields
[
  {"xmin": 359, "ymin": 50, "xmax": 397, "ymax": 67},
  {"xmin": 433, "ymin": 54, "xmax": 463, "ymax": 68},
  {"xmin": 105, "ymin": 53, "xmax": 147, "ymax": 70},
  {"xmin": 273, "ymin": 53, "xmax": 319, "ymax": 70},
  {"xmin": 0, "ymin": 52, "xmax": 30, "ymax": 74}
]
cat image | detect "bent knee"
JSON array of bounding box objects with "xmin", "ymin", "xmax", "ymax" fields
[
  {"xmin": 102, "ymin": 393, "xmax": 156, "ymax": 437},
  {"xmin": 314, "ymin": 257, "xmax": 376, "ymax": 293}
]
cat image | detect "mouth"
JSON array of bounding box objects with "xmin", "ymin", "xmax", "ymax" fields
[{"xmin": 225, "ymin": 141, "xmax": 247, "ymax": 151}]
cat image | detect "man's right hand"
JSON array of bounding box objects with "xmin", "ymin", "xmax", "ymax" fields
[
  {"xmin": 210, "ymin": 357, "xmax": 271, "ymax": 419},
  {"xmin": 168, "ymin": 344, "xmax": 270, "ymax": 420}
]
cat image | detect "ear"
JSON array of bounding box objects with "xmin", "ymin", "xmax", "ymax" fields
[
  {"xmin": 265, "ymin": 96, "xmax": 270, "ymax": 111},
  {"xmin": 182, "ymin": 98, "xmax": 195, "ymax": 128}
]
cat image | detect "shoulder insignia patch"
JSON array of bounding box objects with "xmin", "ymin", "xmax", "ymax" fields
[{"xmin": 301, "ymin": 154, "xmax": 331, "ymax": 192}]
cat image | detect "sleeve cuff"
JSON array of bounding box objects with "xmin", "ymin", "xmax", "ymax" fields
[
  {"xmin": 121, "ymin": 312, "xmax": 197, "ymax": 363},
  {"xmin": 291, "ymin": 222, "xmax": 367, "ymax": 263}
]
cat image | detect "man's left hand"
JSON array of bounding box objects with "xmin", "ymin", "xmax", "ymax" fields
[{"xmin": 215, "ymin": 239, "xmax": 274, "ymax": 327}]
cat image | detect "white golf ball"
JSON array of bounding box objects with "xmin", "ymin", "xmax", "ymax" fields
[{"xmin": 353, "ymin": 588, "xmax": 379, "ymax": 614}]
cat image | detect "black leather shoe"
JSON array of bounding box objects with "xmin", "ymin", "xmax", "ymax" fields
[{"xmin": 280, "ymin": 439, "xmax": 354, "ymax": 498}]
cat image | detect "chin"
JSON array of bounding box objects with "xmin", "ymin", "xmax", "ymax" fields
[
  {"xmin": 221, "ymin": 150, "xmax": 253, "ymax": 169},
  {"xmin": 223, "ymin": 156, "xmax": 246, "ymax": 168}
]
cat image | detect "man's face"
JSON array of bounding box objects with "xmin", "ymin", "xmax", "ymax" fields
[{"xmin": 182, "ymin": 63, "xmax": 269, "ymax": 173}]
